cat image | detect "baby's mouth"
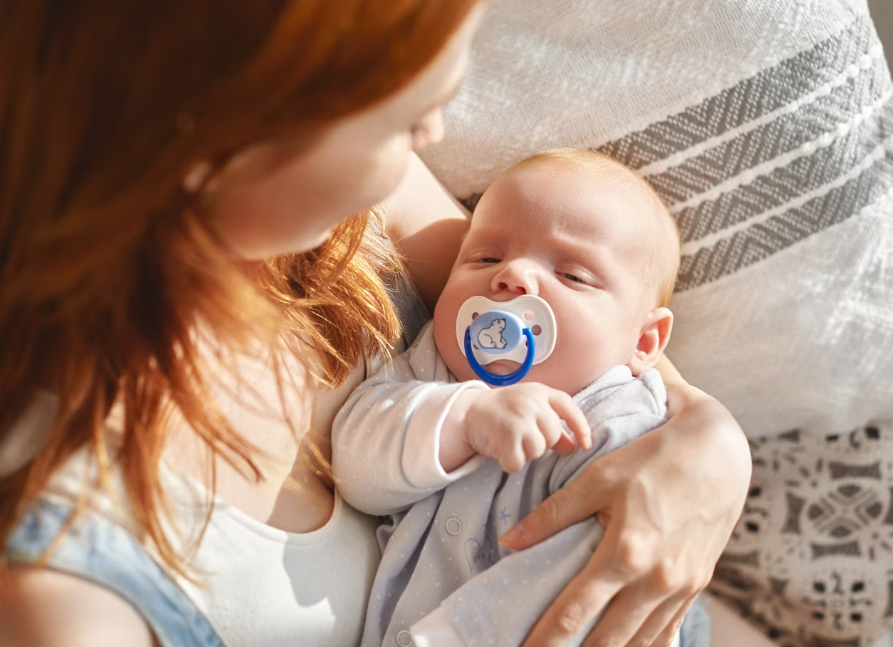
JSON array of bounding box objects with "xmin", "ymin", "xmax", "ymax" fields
[{"xmin": 482, "ymin": 358, "xmax": 523, "ymax": 375}]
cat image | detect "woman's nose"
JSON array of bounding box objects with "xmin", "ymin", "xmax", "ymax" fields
[
  {"xmin": 410, "ymin": 108, "xmax": 445, "ymax": 151},
  {"xmin": 490, "ymin": 260, "xmax": 538, "ymax": 296}
]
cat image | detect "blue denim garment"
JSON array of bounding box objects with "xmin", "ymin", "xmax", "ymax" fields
[
  {"xmin": 389, "ymin": 274, "xmax": 430, "ymax": 347},
  {"xmin": 6, "ymin": 498, "xmax": 231, "ymax": 647},
  {"xmin": 681, "ymin": 597, "xmax": 712, "ymax": 647}
]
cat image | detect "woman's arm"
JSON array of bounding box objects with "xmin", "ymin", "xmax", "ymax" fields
[
  {"xmin": 501, "ymin": 355, "xmax": 752, "ymax": 647},
  {"xmin": 381, "ymin": 152, "xmax": 470, "ymax": 312},
  {"xmin": 2, "ymin": 567, "xmax": 155, "ymax": 647}
]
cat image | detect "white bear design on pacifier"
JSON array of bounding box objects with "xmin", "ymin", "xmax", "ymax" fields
[{"xmin": 455, "ymin": 295, "xmax": 558, "ymax": 387}]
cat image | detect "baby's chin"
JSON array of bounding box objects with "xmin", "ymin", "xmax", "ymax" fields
[
  {"xmin": 441, "ymin": 354, "xmax": 521, "ymax": 383},
  {"xmin": 479, "ymin": 359, "xmax": 522, "ymax": 375}
]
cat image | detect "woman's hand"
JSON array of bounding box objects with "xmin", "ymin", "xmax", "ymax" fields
[{"xmin": 501, "ymin": 357, "xmax": 752, "ymax": 647}]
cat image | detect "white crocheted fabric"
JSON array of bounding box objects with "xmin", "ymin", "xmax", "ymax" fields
[
  {"xmin": 421, "ymin": 1, "xmax": 893, "ymax": 645},
  {"xmin": 713, "ymin": 422, "xmax": 893, "ymax": 647}
]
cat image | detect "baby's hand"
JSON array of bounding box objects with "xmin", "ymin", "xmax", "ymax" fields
[{"xmin": 457, "ymin": 384, "xmax": 592, "ymax": 473}]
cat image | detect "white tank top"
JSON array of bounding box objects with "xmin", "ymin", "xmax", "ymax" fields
[{"xmin": 7, "ymin": 385, "xmax": 381, "ymax": 647}]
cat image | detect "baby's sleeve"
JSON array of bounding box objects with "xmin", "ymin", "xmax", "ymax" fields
[{"xmin": 332, "ymin": 323, "xmax": 487, "ymax": 516}]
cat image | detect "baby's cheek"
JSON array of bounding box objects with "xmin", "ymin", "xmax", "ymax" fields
[
  {"xmin": 432, "ymin": 294, "xmax": 471, "ymax": 380},
  {"xmin": 547, "ymin": 333, "xmax": 616, "ymax": 395}
]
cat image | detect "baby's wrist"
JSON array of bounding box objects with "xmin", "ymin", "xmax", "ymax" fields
[{"xmin": 439, "ymin": 389, "xmax": 485, "ymax": 471}]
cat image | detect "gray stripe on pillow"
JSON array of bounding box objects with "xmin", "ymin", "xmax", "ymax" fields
[
  {"xmin": 457, "ymin": 16, "xmax": 878, "ymax": 215},
  {"xmin": 647, "ymin": 57, "xmax": 892, "ymax": 206},
  {"xmin": 598, "ymin": 15, "xmax": 876, "ymax": 170},
  {"xmin": 676, "ymin": 100, "xmax": 893, "ymax": 244},
  {"xmin": 676, "ymin": 146, "xmax": 893, "ymax": 291}
]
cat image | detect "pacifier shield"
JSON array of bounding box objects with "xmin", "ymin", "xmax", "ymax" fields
[
  {"xmin": 469, "ymin": 311, "xmax": 523, "ymax": 354},
  {"xmin": 456, "ymin": 294, "xmax": 557, "ymax": 367}
]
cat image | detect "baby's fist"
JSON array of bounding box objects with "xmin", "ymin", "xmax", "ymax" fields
[{"xmin": 463, "ymin": 384, "xmax": 592, "ymax": 472}]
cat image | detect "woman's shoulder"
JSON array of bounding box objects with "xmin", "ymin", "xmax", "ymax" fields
[{"xmin": 2, "ymin": 566, "xmax": 156, "ymax": 647}]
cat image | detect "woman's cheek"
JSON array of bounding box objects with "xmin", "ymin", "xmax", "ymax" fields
[{"xmin": 361, "ymin": 137, "xmax": 414, "ymax": 209}]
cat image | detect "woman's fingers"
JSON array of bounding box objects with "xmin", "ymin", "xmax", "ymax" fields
[
  {"xmin": 520, "ymin": 548, "xmax": 624, "ymax": 647},
  {"xmin": 499, "ymin": 469, "xmax": 611, "ymax": 549},
  {"xmin": 573, "ymin": 521, "xmax": 680, "ymax": 647},
  {"xmin": 645, "ymin": 597, "xmax": 696, "ymax": 647},
  {"xmin": 591, "ymin": 591, "xmax": 692, "ymax": 647},
  {"xmin": 578, "ymin": 585, "xmax": 662, "ymax": 647}
]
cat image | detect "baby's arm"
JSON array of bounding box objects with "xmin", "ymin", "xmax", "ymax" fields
[
  {"xmin": 332, "ymin": 324, "xmax": 490, "ymax": 515},
  {"xmin": 333, "ymin": 323, "xmax": 591, "ymax": 515}
]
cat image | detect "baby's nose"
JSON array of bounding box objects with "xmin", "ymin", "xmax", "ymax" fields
[{"xmin": 491, "ymin": 261, "xmax": 537, "ymax": 295}]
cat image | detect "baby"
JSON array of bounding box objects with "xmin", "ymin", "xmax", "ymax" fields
[{"xmin": 333, "ymin": 148, "xmax": 682, "ymax": 647}]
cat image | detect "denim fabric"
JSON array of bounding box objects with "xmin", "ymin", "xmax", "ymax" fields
[
  {"xmin": 680, "ymin": 597, "xmax": 712, "ymax": 647},
  {"xmin": 6, "ymin": 498, "xmax": 230, "ymax": 647},
  {"xmin": 389, "ymin": 274, "xmax": 431, "ymax": 347}
]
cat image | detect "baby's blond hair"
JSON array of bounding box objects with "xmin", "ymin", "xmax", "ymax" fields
[{"xmin": 508, "ymin": 148, "xmax": 680, "ymax": 307}]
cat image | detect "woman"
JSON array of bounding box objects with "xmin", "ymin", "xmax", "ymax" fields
[{"xmin": 0, "ymin": 2, "xmax": 750, "ymax": 646}]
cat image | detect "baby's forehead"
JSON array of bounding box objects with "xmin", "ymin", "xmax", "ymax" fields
[
  {"xmin": 478, "ymin": 160, "xmax": 666, "ymax": 242},
  {"xmin": 475, "ymin": 156, "xmax": 678, "ymax": 275}
]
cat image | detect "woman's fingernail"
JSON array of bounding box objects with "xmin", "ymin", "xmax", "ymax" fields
[{"xmin": 500, "ymin": 525, "xmax": 525, "ymax": 548}]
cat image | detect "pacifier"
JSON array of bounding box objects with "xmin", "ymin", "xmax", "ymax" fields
[{"xmin": 455, "ymin": 295, "xmax": 557, "ymax": 387}]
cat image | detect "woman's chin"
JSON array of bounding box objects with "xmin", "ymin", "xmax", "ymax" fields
[{"xmin": 277, "ymin": 227, "xmax": 335, "ymax": 257}]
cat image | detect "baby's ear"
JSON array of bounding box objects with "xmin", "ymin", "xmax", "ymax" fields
[{"xmin": 627, "ymin": 307, "xmax": 673, "ymax": 376}]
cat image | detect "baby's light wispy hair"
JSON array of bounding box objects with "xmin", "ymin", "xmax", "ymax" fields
[{"xmin": 508, "ymin": 148, "xmax": 680, "ymax": 308}]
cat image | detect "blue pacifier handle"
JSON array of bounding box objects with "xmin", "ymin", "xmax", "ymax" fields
[{"xmin": 464, "ymin": 327, "xmax": 536, "ymax": 387}]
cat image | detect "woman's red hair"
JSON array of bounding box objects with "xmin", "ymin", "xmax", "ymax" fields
[{"xmin": 0, "ymin": 0, "xmax": 481, "ymax": 578}]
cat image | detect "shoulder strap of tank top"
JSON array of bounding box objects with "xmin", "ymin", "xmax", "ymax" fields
[{"xmin": 6, "ymin": 498, "xmax": 231, "ymax": 647}]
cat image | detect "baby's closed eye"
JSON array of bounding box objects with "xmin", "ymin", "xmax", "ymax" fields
[{"xmin": 556, "ymin": 270, "xmax": 594, "ymax": 287}]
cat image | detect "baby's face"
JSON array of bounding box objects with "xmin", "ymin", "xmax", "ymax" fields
[{"xmin": 433, "ymin": 163, "xmax": 667, "ymax": 395}]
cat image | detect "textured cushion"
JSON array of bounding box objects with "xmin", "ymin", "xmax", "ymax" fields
[
  {"xmin": 420, "ymin": 1, "xmax": 893, "ymax": 645},
  {"xmin": 712, "ymin": 422, "xmax": 893, "ymax": 647}
]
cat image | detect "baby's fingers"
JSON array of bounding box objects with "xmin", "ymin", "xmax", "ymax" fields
[
  {"xmin": 497, "ymin": 444, "xmax": 529, "ymax": 474},
  {"xmin": 551, "ymin": 432, "xmax": 576, "ymax": 456},
  {"xmin": 548, "ymin": 392, "xmax": 592, "ymax": 450}
]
